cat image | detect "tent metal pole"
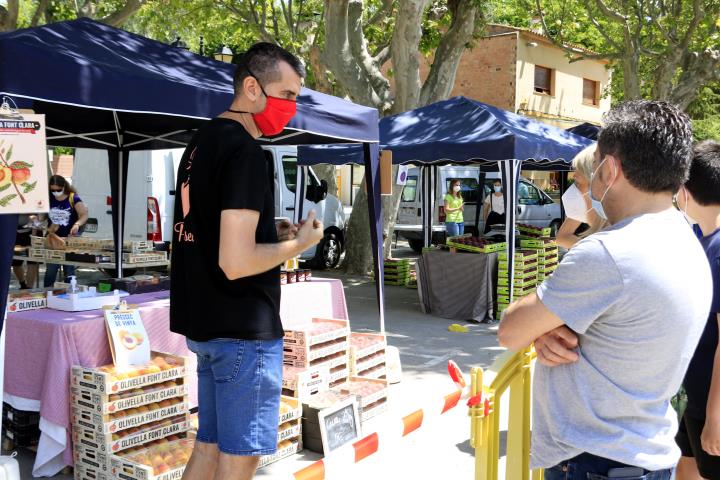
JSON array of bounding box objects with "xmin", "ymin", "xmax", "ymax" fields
[
  {"xmin": 363, "ymin": 143, "xmax": 385, "ymax": 333},
  {"xmin": 113, "ymin": 111, "xmax": 124, "ymax": 279}
]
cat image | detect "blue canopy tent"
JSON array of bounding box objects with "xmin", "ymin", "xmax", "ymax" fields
[
  {"xmin": 301, "ymin": 97, "xmax": 593, "ymax": 305},
  {"xmin": 566, "ymin": 122, "xmax": 601, "ymax": 140},
  {"xmin": 0, "ymin": 18, "xmax": 384, "ymax": 331}
]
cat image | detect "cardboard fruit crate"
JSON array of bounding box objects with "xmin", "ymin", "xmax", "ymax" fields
[
  {"xmin": 328, "ymin": 365, "xmax": 349, "ymax": 385},
  {"xmin": 74, "ymin": 444, "xmax": 110, "ymax": 474},
  {"xmin": 75, "ymin": 462, "xmax": 110, "ymax": 480},
  {"xmin": 30, "ymin": 235, "xmax": 45, "ymax": 248},
  {"xmin": 446, "ymin": 238, "xmax": 506, "ymax": 254},
  {"xmin": 498, "ymin": 250, "xmax": 539, "ymax": 262},
  {"xmin": 122, "ymin": 252, "xmax": 168, "ymax": 264},
  {"xmin": 72, "ymin": 379, "xmax": 189, "ymax": 415},
  {"xmin": 282, "ymin": 365, "xmax": 330, "ymax": 399},
  {"xmin": 544, "ymin": 263, "xmax": 559, "ymax": 273},
  {"xmin": 497, "ymin": 302, "xmax": 509, "ymax": 315},
  {"xmin": 45, "ymin": 249, "xmax": 66, "ymax": 261},
  {"xmin": 283, "ymin": 338, "xmax": 348, "ymax": 368},
  {"xmin": 332, "ymin": 377, "xmax": 388, "ymax": 410},
  {"xmin": 517, "ymin": 225, "xmax": 552, "ymax": 237},
  {"xmin": 496, "ymin": 285, "xmax": 537, "ymax": 297},
  {"xmin": 71, "ymin": 353, "xmax": 188, "ymax": 396},
  {"xmin": 352, "ymin": 352, "xmax": 385, "ymax": 375},
  {"xmin": 72, "ymin": 415, "xmax": 189, "ymax": 455},
  {"xmin": 497, "ymin": 275, "xmax": 538, "ymax": 287},
  {"xmin": 498, "ymin": 265, "xmax": 538, "ymax": 279},
  {"xmin": 356, "ymin": 363, "xmax": 387, "ymax": 380},
  {"xmin": 108, "ymin": 437, "xmax": 193, "ymax": 480},
  {"xmin": 498, "ymin": 258, "xmax": 542, "ymax": 271},
  {"xmin": 258, "ymin": 438, "xmax": 302, "ymax": 469},
  {"xmin": 71, "ymin": 397, "xmax": 188, "ymax": 435},
  {"xmin": 277, "ymin": 419, "xmax": 302, "ymax": 443},
  {"xmin": 28, "ymin": 247, "xmax": 46, "ymax": 260},
  {"xmin": 360, "ymin": 397, "xmax": 389, "ymax": 423},
  {"xmin": 384, "ymin": 258, "xmax": 410, "ymax": 267},
  {"xmin": 65, "ymin": 252, "xmax": 114, "ymax": 264},
  {"xmin": 279, "ymin": 396, "xmax": 302, "ymax": 424},
  {"xmin": 283, "ymin": 319, "xmax": 350, "ymax": 347}
]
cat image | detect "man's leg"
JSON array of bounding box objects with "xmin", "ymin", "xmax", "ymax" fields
[
  {"xmin": 12, "ymin": 264, "xmax": 26, "ymax": 289},
  {"xmin": 213, "ymin": 454, "xmax": 259, "ymax": 480},
  {"xmin": 676, "ymin": 457, "xmax": 704, "ymax": 480},
  {"xmin": 26, "ymin": 263, "xmax": 38, "ymax": 288},
  {"xmin": 676, "ymin": 415, "xmax": 720, "ymax": 480},
  {"xmin": 44, "ymin": 263, "xmax": 59, "ymax": 287},
  {"xmin": 214, "ymin": 338, "xmax": 284, "ymax": 480},
  {"xmin": 183, "ymin": 339, "xmax": 220, "ymax": 480}
]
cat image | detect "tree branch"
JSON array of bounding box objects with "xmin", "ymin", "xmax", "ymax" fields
[
  {"xmin": 101, "ymin": 0, "xmax": 145, "ymax": 27},
  {"xmin": 390, "ymin": 0, "xmax": 429, "ymax": 112},
  {"xmin": 348, "ymin": 0, "xmax": 392, "ymax": 105},
  {"xmin": 31, "ymin": 0, "xmax": 50, "ymax": 27},
  {"xmin": 374, "ymin": 44, "xmax": 393, "ymax": 67},
  {"xmin": 592, "ymin": 0, "xmax": 628, "ymax": 24},
  {"xmin": 670, "ymin": 47, "xmax": 720, "ymax": 109},
  {"xmin": 367, "ymin": 0, "xmax": 394, "ymax": 26}
]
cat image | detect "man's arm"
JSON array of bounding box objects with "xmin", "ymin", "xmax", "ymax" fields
[
  {"xmin": 702, "ymin": 313, "xmax": 720, "ymax": 456},
  {"xmin": 219, "ymin": 209, "xmax": 322, "ymax": 280},
  {"xmin": 498, "ymin": 293, "xmax": 565, "ymax": 351}
]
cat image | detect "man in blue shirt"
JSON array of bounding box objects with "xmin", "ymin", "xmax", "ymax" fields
[{"xmin": 675, "ymin": 140, "xmax": 720, "ymax": 480}]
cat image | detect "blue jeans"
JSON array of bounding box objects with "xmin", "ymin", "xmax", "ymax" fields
[
  {"xmin": 43, "ymin": 263, "xmax": 76, "ymax": 287},
  {"xmin": 187, "ymin": 337, "xmax": 283, "ymax": 456},
  {"xmin": 446, "ymin": 222, "xmax": 464, "ymax": 237},
  {"xmin": 544, "ymin": 453, "xmax": 672, "ymax": 480}
]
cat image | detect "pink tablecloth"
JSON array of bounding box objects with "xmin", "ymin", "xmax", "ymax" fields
[{"xmin": 3, "ymin": 277, "xmax": 347, "ymax": 475}]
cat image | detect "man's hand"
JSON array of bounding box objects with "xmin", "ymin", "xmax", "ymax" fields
[
  {"xmin": 69, "ymin": 224, "xmax": 81, "ymax": 237},
  {"xmin": 534, "ymin": 326, "xmax": 579, "ymax": 367},
  {"xmin": 702, "ymin": 418, "xmax": 720, "ymax": 456},
  {"xmin": 276, "ymin": 219, "xmax": 299, "ymax": 241},
  {"xmin": 296, "ymin": 210, "xmax": 323, "ymax": 249}
]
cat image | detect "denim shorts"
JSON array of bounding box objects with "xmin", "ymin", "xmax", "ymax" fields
[
  {"xmin": 186, "ymin": 337, "xmax": 283, "ymax": 456},
  {"xmin": 543, "ymin": 453, "xmax": 672, "ymax": 480}
]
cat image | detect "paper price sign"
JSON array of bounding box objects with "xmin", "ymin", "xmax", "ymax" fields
[
  {"xmin": 0, "ymin": 114, "xmax": 49, "ymax": 213},
  {"xmin": 104, "ymin": 305, "xmax": 151, "ymax": 368}
]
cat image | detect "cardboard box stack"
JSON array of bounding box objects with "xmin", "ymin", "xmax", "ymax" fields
[
  {"xmin": 496, "ymin": 249, "xmax": 539, "ymax": 316},
  {"xmin": 383, "ymin": 259, "xmax": 412, "ymax": 286},
  {"xmin": 519, "ymin": 236, "xmax": 559, "ymax": 283},
  {"xmin": 70, "ymin": 352, "xmax": 190, "ymax": 480},
  {"xmin": 349, "ymin": 332, "xmax": 387, "ymax": 380},
  {"xmin": 283, "ymin": 319, "xmax": 350, "ymax": 392},
  {"xmin": 332, "ymin": 377, "xmax": 389, "ymax": 424},
  {"xmin": 258, "ymin": 396, "xmax": 304, "ymax": 468}
]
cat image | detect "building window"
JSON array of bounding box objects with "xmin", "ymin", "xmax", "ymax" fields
[
  {"xmin": 583, "ymin": 78, "xmax": 599, "ymax": 106},
  {"xmin": 534, "ymin": 66, "xmax": 553, "ymax": 95}
]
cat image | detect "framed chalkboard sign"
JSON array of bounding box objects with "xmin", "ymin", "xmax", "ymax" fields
[{"xmin": 318, "ymin": 397, "xmax": 362, "ymax": 453}]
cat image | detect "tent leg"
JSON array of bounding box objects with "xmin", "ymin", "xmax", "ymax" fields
[
  {"xmin": 363, "ymin": 143, "xmax": 385, "ymax": 333},
  {"xmin": 0, "ymin": 214, "xmax": 18, "ymax": 334},
  {"xmin": 499, "ymin": 160, "xmax": 522, "ymax": 305},
  {"xmin": 109, "ymin": 149, "xmax": 128, "ymax": 279}
]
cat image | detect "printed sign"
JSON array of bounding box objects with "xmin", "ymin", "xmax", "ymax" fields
[
  {"xmin": 104, "ymin": 304, "xmax": 151, "ymax": 368},
  {"xmin": 318, "ymin": 397, "xmax": 361, "ymax": 453},
  {"xmin": 397, "ymin": 165, "xmax": 410, "ymax": 185},
  {"xmin": 0, "ymin": 114, "xmax": 49, "ymax": 213}
]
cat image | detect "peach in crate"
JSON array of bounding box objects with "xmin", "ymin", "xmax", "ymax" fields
[
  {"xmin": 110, "ymin": 437, "xmax": 194, "ymax": 480},
  {"xmin": 73, "ymin": 414, "xmax": 189, "ymax": 455},
  {"xmin": 71, "ymin": 353, "xmax": 188, "ymax": 395}
]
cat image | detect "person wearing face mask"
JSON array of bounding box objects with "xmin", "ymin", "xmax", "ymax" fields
[
  {"xmin": 171, "ymin": 43, "xmax": 324, "ymax": 480},
  {"xmin": 444, "ymin": 179, "xmax": 465, "ymax": 237},
  {"xmin": 498, "ymin": 101, "xmax": 712, "ymax": 480},
  {"xmin": 673, "ymin": 141, "xmax": 720, "ymax": 480},
  {"xmin": 483, "ymin": 179, "xmax": 506, "ymax": 234},
  {"xmin": 44, "ymin": 175, "xmax": 88, "ymax": 287},
  {"xmin": 556, "ymin": 146, "xmax": 608, "ymax": 249}
]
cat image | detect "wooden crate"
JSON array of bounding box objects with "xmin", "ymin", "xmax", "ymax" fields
[
  {"xmin": 30, "ymin": 236, "xmax": 45, "ymax": 248},
  {"xmin": 283, "ymin": 338, "xmax": 348, "ymax": 368},
  {"xmin": 282, "ymin": 365, "xmax": 330, "ymax": 399},
  {"xmin": 122, "ymin": 252, "xmax": 168, "ymax": 264},
  {"xmin": 28, "ymin": 248, "xmax": 46, "ymax": 260},
  {"xmin": 71, "ymin": 397, "xmax": 188, "ymax": 434},
  {"xmin": 45, "ymin": 249, "xmax": 66, "ymax": 261},
  {"xmin": 283, "ymin": 319, "xmax": 350, "ymax": 347}
]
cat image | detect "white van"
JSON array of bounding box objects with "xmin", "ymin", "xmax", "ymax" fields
[
  {"xmin": 72, "ymin": 147, "xmax": 346, "ymax": 269},
  {"xmin": 396, "ymin": 166, "xmax": 562, "ymax": 252}
]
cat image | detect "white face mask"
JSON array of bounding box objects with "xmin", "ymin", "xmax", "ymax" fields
[
  {"xmin": 680, "ymin": 187, "xmax": 697, "ymax": 225},
  {"xmin": 51, "ymin": 190, "xmax": 64, "ymax": 198},
  {"xmin": 561, "ymin": 183, "xmax": 591, "ymax": 223},
  {"xmin": 453, "ymin": 185, "xmax": 461, "ymax": 193}
]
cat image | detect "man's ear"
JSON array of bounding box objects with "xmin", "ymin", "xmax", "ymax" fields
[{"xmin": 243, "ymin": 76, "xmax": 261, "ymax": 102}]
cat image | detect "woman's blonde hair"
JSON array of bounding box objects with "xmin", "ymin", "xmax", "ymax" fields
[{"xmin": 571, "ymin": 145, "xmax": 608, "ymax": 237}]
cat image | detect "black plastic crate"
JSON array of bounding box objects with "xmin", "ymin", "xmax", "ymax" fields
[
  {"xmin": 2, "ymin": 421, "xmax": 40, "ymax": 447},
  {"xmin": 2, "ymin": 403, "xmax": 39, "ymax": 427}
]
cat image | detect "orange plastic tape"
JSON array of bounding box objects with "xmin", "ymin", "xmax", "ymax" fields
[
  {"xmin": 294, "ymin": 459, "xmax": 325, "ymax": 480},
  {"xmin": 354, "ymin": 432, "xmax": 379, "ymax": 463},
  {"xmin": 442, "ymin": 390, "xmax": 462, "ymax": 414},
  {"xmin": 402, "ymin": 409, "xmax": 424, "ymax": 436}
]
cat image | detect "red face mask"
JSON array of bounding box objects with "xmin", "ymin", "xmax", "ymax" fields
[
  {"xmin": 252, "ymin": 92, "xmax": 297, "ymax": 136},
  {"xmin": 229, "ymin": 70, "xmax": 298, "ymax": 137}
]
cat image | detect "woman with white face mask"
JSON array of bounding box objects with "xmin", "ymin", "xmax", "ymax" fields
[
  {"xmin": 444, "ymin": 179, "xmax": 465, "ymax": 237},
  {"xmin": 557, "ymin": 145, "xmax": 608, "ymax": 249},
  {"xmin": 483, "ymin": 179, "xmax": 506, "ymax": 234},
  {"xmin": 44, "ymin": 175, "xmax": 89, "ymax": 286}
]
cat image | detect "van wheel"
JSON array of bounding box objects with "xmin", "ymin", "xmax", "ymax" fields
[
  {"xmin": 550, "ymin": 220, "xmax": 561, "ymax": 236},
  {"xmin": 311, "ymin": 232, "xmax": 342, "ymax": 270},
  {"xmin": 408, "ymin": 239, "xmax": 424, "ymax": 253}
]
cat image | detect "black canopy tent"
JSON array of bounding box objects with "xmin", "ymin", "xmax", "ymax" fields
[{"xmin": 0, "ymin": 18, "xmax": 385, "ymax": 326}]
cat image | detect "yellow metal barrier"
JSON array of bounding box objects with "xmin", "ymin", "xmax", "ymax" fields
[{"xmin": 470, "ymin": 346, "xmax": 543, "ymax": 480}]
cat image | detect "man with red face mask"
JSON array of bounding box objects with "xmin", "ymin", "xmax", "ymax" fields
[{"xmin": 171, "ymin": 43, "xmax": 323, "ymax": 480}]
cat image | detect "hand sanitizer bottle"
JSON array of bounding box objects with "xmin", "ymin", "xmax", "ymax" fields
[{"xmin": 68, "ymin": 276, "xmax": 78, "ymax": 295}]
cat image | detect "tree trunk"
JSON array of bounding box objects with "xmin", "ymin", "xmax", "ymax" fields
[
  {"xmin": 344, "ymin": 177, "xmax": 373, "ymax": 275},
  {"xmin": 621, "ymin": 51, "xmax": 642, "ymax": 100},
  {"xmin": 390, "ymin": 0, "xmax": 429, "ymax": 112},
  {"xmin": 313, "ymin": 164, "xmax": 338, "ymax": 198},
  {"xmin": 381, "ymin": 165, "xmax": 405, "ymax": 256},
  {"xmin": 0, "ymin": 0, "xmax": 19, "ymax": 32},
  {"xmin": 101, "ymin": 0, "xmax": 145, "ymax": 27}
]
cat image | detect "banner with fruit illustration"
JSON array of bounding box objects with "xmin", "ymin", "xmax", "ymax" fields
[
  {"xmin": 0, "ymin": 114, "xmax": 48, "ymax": 214},
  {"xmin": 104, "ymin": 306, "xmax": 151, "ymax": 368}
]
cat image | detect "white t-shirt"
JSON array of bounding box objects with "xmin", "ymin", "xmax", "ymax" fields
[{"xmin": 484, "ymin": 194, "xmax": 505, "ymax": 215}]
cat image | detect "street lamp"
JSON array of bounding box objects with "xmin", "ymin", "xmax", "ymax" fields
[
  {"xmin": 170, "ymin": 36, "xmax": 189, "ymax": 50},
  {"xmin": 214, "ymin": 45, "xmax": 234, "ymax": 63}
]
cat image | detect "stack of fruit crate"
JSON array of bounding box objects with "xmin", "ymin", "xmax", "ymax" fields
[
  {"xmin": 283, "ymin": 319, "xmax": 350, "ymax": 391},
  {"xmin": 332, "ymin": 377, "xmax": 389, "ymax": 424},
  {"xmin": 258, "ymin": 396, "xmax": 304, "ymax": 468},
  {"xmin": 496, "ymin": 249, "xmax": 539, "ymax": 316},
  {"xmin": 70, "ymin": 352, "xmax": 190, "ymax": 480},
  {"xmin": 383, "ymin": 259, "xmax": 412, "ymax": 286},
  {"xmin": 349, "ymin": 332, "xmax": 387, "ymax": 380},
  {"xmin": 519, "ymin": 237, "xmax": 559, "ymax": 283}
]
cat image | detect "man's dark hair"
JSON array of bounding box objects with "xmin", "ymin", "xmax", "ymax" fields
[
  {"xmin": 233, "ymin": 43, "xmax": 305, "ymax": 96},
  {"xmin": 685, "ymin": 141, "xmax": 720, "ymax": 206},
  {"xmin": 598, "ymin": 100, "xmax": 693, "ymax": 193}
]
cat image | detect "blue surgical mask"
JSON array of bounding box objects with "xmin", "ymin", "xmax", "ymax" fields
[
  {"xmin": 494, "ymin": 186, "xmax": 502, "ymax": 193},
  {"xmin": 589, "ymin": 156, "xmax": 615, "ymax": 221}
]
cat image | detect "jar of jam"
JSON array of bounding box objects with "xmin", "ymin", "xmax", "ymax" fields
[
  {"xmin": 297, "ymin": 270, "xmax": 305, "ymax": 282},
  {"xmin": 280, "ymin": 271, "xmax": 287, "ymax": 285},
  {"xmin": 287, "ymin": 271, "xmax": 296, "ymax": 284},
  {"xmin": 304, "ymin": 269, "xmax": 312, "ymax": 281}
]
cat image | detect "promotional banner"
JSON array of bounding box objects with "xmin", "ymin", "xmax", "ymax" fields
[{"xmin": 0, "ymin": 114, "xmax": 48, "ymax": 214}]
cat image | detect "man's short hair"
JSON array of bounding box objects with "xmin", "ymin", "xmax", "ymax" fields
[
  {"xmin": 598, "ymin": 100, "xmax": 693, "ymax": 193},
  {"xmin": 233, "ymin": 43, "xmax": 305, "ymax": 96},
  {"xmin": 685, "ymin": 141, "xmax": 720, "ymax": 206}
]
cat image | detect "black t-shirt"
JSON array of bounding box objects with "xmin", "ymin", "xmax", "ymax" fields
[
  {"xmin": 684, "ymin": 227, "xmax": 720, "ymax": 419},
  {"xmin": 170, "ymin": 118, "xmax": 282, "ymax": 341}
]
